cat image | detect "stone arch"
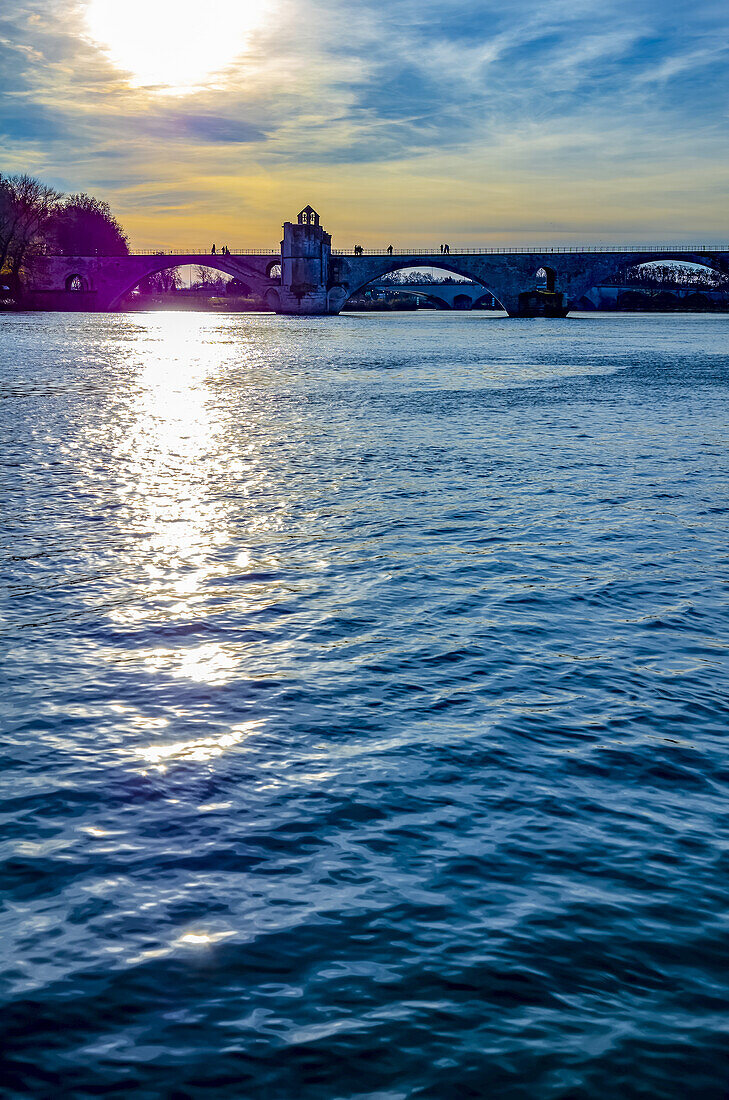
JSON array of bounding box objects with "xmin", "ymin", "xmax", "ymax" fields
[
  {"xmin": 65, "ymin": 273, "xmax": 90, "ymax": 292},
  {"xmin": 266, "ymin": 260, "xmax": 282, "ymax": 280},
  {"xmin": 107, "ymin": 256, "xmax": 271, "ymax": 310},
  {"xmin": 535, "ymin": 266, "xmax": 556, "ymax": 293},
  {"xmin": 403, "ymin": 293, "xmax": 450, "ymax": 310},
  {"xmin": 561, "ymin": 251, "xmax": 729, "ymax": 312},
  {"xmin": 341, "ymin": 259, "xmax": 508, "ymax": 312},
  {"xmin": 471, "ymin": 292, "xmax": 503, "ymax": 311},
  {"xmin": 632, "ymin": 256, "xmax": 728, "ymax": 280},
  {"xmin": 453, "ymin": 293, "xmax": 473, "ymax": 310},
  {"xmin": 684, "ymin": 291, "xmax": 712, "ymax": 309}
]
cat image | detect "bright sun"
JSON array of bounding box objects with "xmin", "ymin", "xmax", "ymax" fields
[{"xmin": 85, "ymin": 0, "xmax": 265, "ymax": 92}]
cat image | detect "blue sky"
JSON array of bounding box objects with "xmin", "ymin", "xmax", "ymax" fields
[{"xmin": 1, "ymin": 0, "xmax": 728, "ymax": 246}]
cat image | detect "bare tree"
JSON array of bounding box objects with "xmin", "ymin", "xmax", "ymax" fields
[
  {"xmin": 610, "ymin": 261, "xmax": 728, "ymax": 289},
  {"xmin": 0, "ymin": 174, "xmax": 61, "ymax": 293},
  {"xmin": 0, "ymin": 178, "xmax": 19, "ymax": 273},
  {"xmin": 139, "ymin": 267, "xmax": 183, "ymax": 294},
  {"xmin": 193, "ymin": 265, "xmax": 211, "ymax": 289},
  {"xmin": 192, "ymin": 266, "xmax": 230, "ymax": 293}
]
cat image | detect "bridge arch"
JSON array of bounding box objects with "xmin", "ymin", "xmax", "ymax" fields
[
  {"xmin": 452, "ymin": 293, "xmax": 473, "ymax": 311},
  {"xmin": 107, "ymin": 255, "xmax": 274, "ymax": 310},
  {"xmin": 65, "ymin": 273, "xmax": 90, "ymax": 292},
  {"xmin": 339, "ymin": 258, "xmax": 509, "ymax": 312},
  {"xmin": 471, "ymin": 292, "xmax": 503, "ymax": 310},
  {"xmin": 535, "ymin": 266, "xmax": 556, "ymax": 292},
  {"xmin": 561, "ymin": 251, "xmax": 729, "ymax": 312},
  {"xmin": 605, "ymin": 257, "xmax": 729, "ymax": 287},
  {"xmin": 386, "ymin": 290, "xmax": 452, "ymax": 310}
]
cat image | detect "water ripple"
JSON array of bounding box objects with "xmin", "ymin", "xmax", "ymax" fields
[{"xmin": 1, "ymin": 311, "xmax": 729, "ymax": 1098}]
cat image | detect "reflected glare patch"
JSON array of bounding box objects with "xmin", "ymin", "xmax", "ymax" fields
[
  {"xmin": 137, "ymin": 721, "xmax": 258, "ymax": 769},
  {"xmin": 143, "ymin": 642, "xmax": 238, "ymax": 684}
]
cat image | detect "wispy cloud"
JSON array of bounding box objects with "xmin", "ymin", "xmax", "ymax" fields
[{"xmin": 1, "ymin": 0, "xmax": 728, "ymax": 245}]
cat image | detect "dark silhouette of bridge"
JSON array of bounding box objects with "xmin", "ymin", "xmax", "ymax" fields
[{"xmin": 25, "ymin": 206, "xmax": 729, "ymax": 317}]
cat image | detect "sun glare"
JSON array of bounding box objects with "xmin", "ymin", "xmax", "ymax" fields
[{"xmin": 85, "ymin": 0, "xmax": 266, "ymax": 91}]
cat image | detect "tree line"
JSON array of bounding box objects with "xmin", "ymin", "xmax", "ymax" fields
[
  {"xmin": 0, "ymin": 173, "xmax": 128, "ymax": 296},
  {"xmin": 136, "ymin": 265, "xmax": 233, "ymax": 295},
  {"xmin": 607, "ymin": 262, "xmax": 728, "ymax": 289},
  {"xmin": 379, "ymin": 271, "xmax": 473, "ymax": 285}
]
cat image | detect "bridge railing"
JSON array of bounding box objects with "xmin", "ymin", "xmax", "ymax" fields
[
  {"xmin": 125, "ymin": 249, "xmax": 280, "ymax": 257},
  {"xmin": 62, "ymin": 245, "xmax": 727, "ymax": 258},
  {"xmin": 332, "ymin": 245, "xmax": 729, "ymax": 256}
]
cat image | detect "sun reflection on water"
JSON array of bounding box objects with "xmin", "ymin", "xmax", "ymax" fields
[
  {"xmin": 142, "ymin": 641, "xmax": 239, "ymax": 684},
  {"xmin": 109, "ymin": 316, "xmax": 279, "ymax": 641},
  {"xmin": 126, "ymin": 927, "xmax": 237, "ymax": 966},
  {"xmin": 99, "ymin": 315, "xmax": 308, "ymax": 765},
  {"xmin": 114, "ymin": 318, "xmax": 221, "ymax": 545},
  {"xmin": 137, "ymin": 721, "xmax": 259, "ymax": 770},
  {"xmin": 109, "ymin": 316, "xmax": 240, "ymax": 638}
]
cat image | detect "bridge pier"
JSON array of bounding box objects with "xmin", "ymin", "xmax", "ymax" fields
[{"xmin": 513, "ymin": 290, "xmax": 569, "ymax": 317}]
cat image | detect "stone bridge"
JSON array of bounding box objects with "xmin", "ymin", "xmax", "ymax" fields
[
  {"xmin": 24, "ymin": 251, "xmax": 281, "ymax": 312},
  {"xmin": 335, "ymin": 248, "xmax": 729, "ymax": 318},
  {"xmin": 369, "ymin": 282, "xmax": 494, "ymax": 309},
  {"xmin": 23, "ymin": 205, "xmax": 729, "ymax": 317}
]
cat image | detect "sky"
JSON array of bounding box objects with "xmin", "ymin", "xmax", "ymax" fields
[{"xmin": 1, "ymin": 0, "xmax": 728, "ymax": 249}]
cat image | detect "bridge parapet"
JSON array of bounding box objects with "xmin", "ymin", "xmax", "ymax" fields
[{"xmin": 19, "ymin": 206, "xmax": 729, "ymax": 316}]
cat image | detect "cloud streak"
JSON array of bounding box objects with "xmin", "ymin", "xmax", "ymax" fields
[{"xmin": 1, "ymin": 0, "xmax": 728, "ymax": 245}]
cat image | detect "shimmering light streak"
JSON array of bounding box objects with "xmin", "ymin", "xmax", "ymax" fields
[{"xmin": 137, "ymin": 722, "xmax": 258, "ymax": 768}]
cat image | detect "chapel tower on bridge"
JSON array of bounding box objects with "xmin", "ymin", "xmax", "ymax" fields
[{"xmin": 278, "ymin": 206, "xmax": 336, "ymax": 314}]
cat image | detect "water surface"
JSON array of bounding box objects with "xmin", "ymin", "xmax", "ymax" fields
[{"xmin": 2, "ymin": 311, "xmax": 729, "ymax": 1098}]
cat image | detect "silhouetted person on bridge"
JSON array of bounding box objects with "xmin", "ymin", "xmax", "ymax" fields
[
  {"xmin": 387, "ymin": 244, "xmax": 393, "ymax": 255},
  {"xmin": 211, "ymin": 244, "xmax": 216, "ymax": 254},
  {"xmin": 443, "ymin": 243, "xmax": 450, "ymax": 254}
]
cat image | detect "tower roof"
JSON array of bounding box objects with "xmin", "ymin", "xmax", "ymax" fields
[{"xmin": 298, "ymin": 205, "xmax": 320, "ymax": 226}]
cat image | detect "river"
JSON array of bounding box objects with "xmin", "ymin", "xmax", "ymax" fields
[{"xmin": 2, "ymin": 310, "xmax": 728, "ymax": 1098}]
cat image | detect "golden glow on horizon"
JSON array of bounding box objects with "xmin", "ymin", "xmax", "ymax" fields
[{"xmin": 85, "ymin": 0, "xmax": 266, "ymax": 91}]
